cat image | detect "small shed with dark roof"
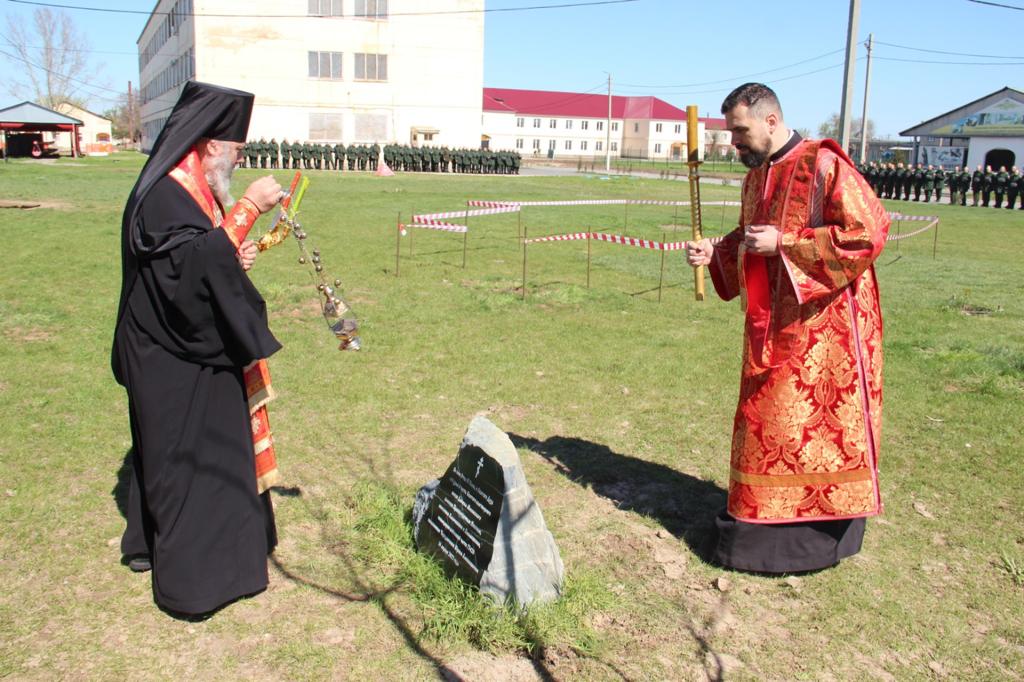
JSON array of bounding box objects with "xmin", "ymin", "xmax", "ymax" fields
[{"xmin": 0, "ymin": 101, "xmax": 84, "ymax": 159}]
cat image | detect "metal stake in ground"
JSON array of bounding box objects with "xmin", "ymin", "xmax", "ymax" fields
[
  {"xmin": 395, "ymin": 212, "xmax": 402, "ymax": 277},
  {"xmin": 932, "ymin": 219, "xmax": 939, "ymax": 259},
  {"xmin": 521, "ymin": 226, "xmax": 528, "ymax": 300},
  {"xmin": 586, "ymin": 228, "xmax": 592, "ymax": 289},
  {"xmin": 658, "ymin": 232, "xmax": 666, "ymax": 302},
  {"xmin": 463, "ymin": 207, "xmax": 469, "ymax": 268}
]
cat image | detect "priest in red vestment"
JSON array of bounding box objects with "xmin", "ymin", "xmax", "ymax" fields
[
  {"xmin": 113, "ymin": 81, "xmax": 284, "ymax": 616},
  {"xmin": 687, "ymin": 83, "xmax": 890, "ymax": 573}
]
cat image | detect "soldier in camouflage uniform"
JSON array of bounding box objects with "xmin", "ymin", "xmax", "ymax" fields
[
  {"xmin": 922, "ymin": 165, "xmax": 934, "ymax": 203},
  {"xmin": 1007, "ymin": 166, "xmax": 1021, "ymax": 210},
  {"xmin": 981, "ymin": 165, "xmax": 994, "ymax": 207},
  {"xmin": 969, "ymin": 165, "xmax": 983, "ymax": 206},
  {"xmin": 946, "ymin": 167, "xmax": 959, "ymax": 206},
  {"xmin": 911, "ymin": 163, "xmax": 924, "ymax": 201},
  {"xmin": 957, "ymin": 165, "xmax": 970, "ymax": 206},
  {"xmin": 993, "ymin": 166, "xmax": 1008, "ymax": 208},
  {"xmin": 268, "ymin": 138, "xmax": 279, "ymax": 169},
  {"xmin": 246, "ymin": 140, "xmax": 258, "ymax": 169}
]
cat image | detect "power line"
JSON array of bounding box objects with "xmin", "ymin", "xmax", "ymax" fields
[
  {"xmin": 500, "ymin": 83, "xmax": 608, "ymax": 115},
  {"xmin": 618, "ymin": 60, "xmax": 855, "ymax": 97},
  {"xmin": 873, "ymin": 55, "xmax": 1024, "ymax": 65},
  {"xmin": 872, "ymin": 39, "xmax": 1023, "ymax": 60},
  {"xmin": 8, "ymin": 0, "xmax": 640, "ymax": 18},
  {"xmin": 967, "ymin": 0, "xmax": 1024, "ymax": 10},
  {"xmin": 0, "ymin": 45, "xmax": 125, "ymax": 104},
  {"xmin": 618, "ymin": 47, "xmax": 845, "ymax": 89}
]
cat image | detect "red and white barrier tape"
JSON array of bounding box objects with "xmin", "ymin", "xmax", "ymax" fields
[
  {"xmin": 523, "ymin": 232, "xmax": 591, "ymax": 244},
  {"xmin": 887, "ymin": 212, "xmax": 937, "ymax": 222},
  {"xmin": 524, "ymin": 231, "xmax": 690, "ymax": 251},
  {"xmin": 466, "ymin": 200, "xmax": 519, "ymax": 208},
  {"xmin": 413, "ymin": 206, "xmax": 520, "ymax": 222},
  {"xmin": 886, "ymin": 218, "xmax": 938, "ymax": 242},
  {"xmin": 402, "ymin": 222, "xmax": 468, "ymax": 234}
]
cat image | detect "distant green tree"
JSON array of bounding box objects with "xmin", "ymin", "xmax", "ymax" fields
[{"xmin": 817, "ymin": 113, "xmax": 876, "ymax": 142}]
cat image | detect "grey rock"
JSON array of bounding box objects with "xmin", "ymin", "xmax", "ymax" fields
[{"xmin": 414, "ymin": 415, "xmax": 564, "ymax": 607}]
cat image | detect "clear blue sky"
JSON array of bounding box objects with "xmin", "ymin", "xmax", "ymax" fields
[{"xmin": 2, "ymin": 0, "xmax": 1021, "ymax": 138}]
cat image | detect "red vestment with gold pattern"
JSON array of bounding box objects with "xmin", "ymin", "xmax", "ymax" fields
[{"xmin": 709, "ymin": 137, "xmax": 889, "ymax": 524}]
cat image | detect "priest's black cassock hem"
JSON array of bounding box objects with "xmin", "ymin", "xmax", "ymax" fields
[{"xmin": 713, "ymin": 510, "xmax": 865, "ymax": 574}]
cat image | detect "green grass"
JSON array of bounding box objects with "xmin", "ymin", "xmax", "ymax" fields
[{"xmin": 0, "ymin": 152, "xmax": 1022, "ymax": 680}]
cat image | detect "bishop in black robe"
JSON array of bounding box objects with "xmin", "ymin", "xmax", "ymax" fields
[{"xmin": 113, "ymin": 81, "xmax": 283, "ymax": 616}]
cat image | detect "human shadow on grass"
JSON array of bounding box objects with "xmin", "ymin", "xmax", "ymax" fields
[{"xmin": 509, "ymin": 433, "xmax": 726, "ymax": 563}]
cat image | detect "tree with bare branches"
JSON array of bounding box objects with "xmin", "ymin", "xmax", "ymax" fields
[{"xmin": 2, "ymin": 8, "xmax": 104, "ymax": 110}]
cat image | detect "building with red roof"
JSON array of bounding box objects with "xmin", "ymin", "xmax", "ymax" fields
[{"xmin": 482, "ymin": 87, "xmax": 728, "ymax": 160}]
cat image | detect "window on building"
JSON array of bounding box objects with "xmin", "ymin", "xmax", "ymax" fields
[
  {"xmin": 654, "ymin": 143, "xmax": 662, "ymax": 153},
  {"xmin": 580, "ymin": 140, "xmax": 588, "ymax": 151},
  {"xmin": 310, "ymin": 112, "xmax": 344, "ymax": 140},
  {"xmin": 565, "ymin": 140, "xmax": 572, "ymax": 150},
  {"xmin": 655, "ymin": 123, "xmax": 662, "ymax": 133},
  {"xmin": 309, "ymin": 0, "xmax": 343, "ymax": 16},
  {"xmin": 634, "ymin": 122, "xmax": 639, "ymax": 133},
  {"xmin": 308, "ymin": 51, "xmax": 343, "ymax": 79},
  {"xmin": 595, "ymin": 141, "xmax": 603, "ymax": 151},
  {"xmin": 596, "ymin": 121, "xmax": 604, "ymax": 131},
  {"xmin": 516, "ymin": 117, "xmax": 524, "ymax": 128},
  {"xmin": 611, "ymin": 141, "xmax": 618, "ymax": 151},
  {"xmin": 354, "ymin": 0, "xmax": 388, "ymax": 18},
  {"xmin": 549, "ymin": 119, "xmax": 556, "ymax": 128},
  {"xmin": 581, "ymin": 120, "xmax": 589, "ymax": 130},
  {"xmin": 548, "ymin": 139, "xmax": 556, "ymax": 150},
  {"xmin": 533, "ymin": 118, "xmax": 541, "ymax": 128},
  {"xmin": 611, "ymin": 122, "xmax": 618, "ymax": 131},
  {"xmin": 532, "ymin": 139, "xmax": 541, "ymax": 149},
  {"xmin": 674, "ymin": 124, "xmax": 682, "ymax": 133},
  {"xmin": 516, "ymin": 138, "xmax": 524, "ymax": 149},
  {"xmin": 355, "ymin": 53, "xmax": 387, "ymax": 81},
  {"xmin": 565, "ymin": 120, "xmax": 573, "ymax": 129}
]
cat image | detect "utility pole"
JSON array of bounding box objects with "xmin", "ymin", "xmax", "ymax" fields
[
  {"xmin": 858, "ymin": 33, "xmax": 873, "ymax": 164},
  {"xmin": 605, "ymin": 72, "xmax": 612, "ymax": 173},
  {"xmin": 127, "ymin": 80, "xmax": 135, "ymax": 147},
  {"xmin": 838, "ymin": 0, "xmax": 861, "ymax": 153}
]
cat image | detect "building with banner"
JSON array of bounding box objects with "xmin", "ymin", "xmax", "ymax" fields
[
  {"xmin": 482, "ymin": 87, "xmax": 715, "ymax": 161},
  {"xmin": 900, "ymin": 87, "xmax": 1024, "ymax": 170},
  {"xmin": 137, "ymin": 0, "xmax": 484, "ymax": 152}
]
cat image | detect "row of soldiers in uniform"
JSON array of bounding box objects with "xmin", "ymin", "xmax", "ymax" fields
[
  {"xmin": 241, "ymin": 138, "xmax": 521, "ymax": 174},
  {"xmin": 383, "ymin": 144, "xmax": 520, "ymax": 174},
  {"xmin": 858, "ymin": 162, "xmax": 1024, "ymax": 209}
]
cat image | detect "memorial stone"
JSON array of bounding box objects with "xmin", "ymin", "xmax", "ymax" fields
[{"xmin": 413, "ymin": 415, "xmax": 564, "ymax": 606}]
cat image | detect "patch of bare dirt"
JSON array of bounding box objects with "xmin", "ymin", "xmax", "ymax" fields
[
  {"xmin": 442, "ymin": 652, "xmax": 544, "ymax": 681},
  {"xmin": 0, "ymin": 199, "xmax": 70, "ymax": 210},
  {"xmin": 4, "ymin": 326, "xmax": 55, "ymax": 343}
]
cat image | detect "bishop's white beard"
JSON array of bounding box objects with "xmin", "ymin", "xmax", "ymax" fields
[{"xmin": 205, "ymin": 146, "xmax": 236, "ymax": 207}]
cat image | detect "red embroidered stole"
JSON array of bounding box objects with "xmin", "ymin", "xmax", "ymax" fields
[{"xmin": 168, "ymin": 148, "xmax": 280, "ymax": 494}]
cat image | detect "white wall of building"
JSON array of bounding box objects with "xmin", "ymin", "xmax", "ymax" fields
[
  {"xmin": 966, "ymin": 136, "xmax": 1024, "ymax": 170},
  {"xmin": 139, "ymin": 0, "xmax": 484, "ymax": 151}
]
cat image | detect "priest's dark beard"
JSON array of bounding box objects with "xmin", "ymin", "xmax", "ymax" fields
[
  {"xmin": 206, "ymin": 147, "xmax": 236, "ymax": 207},
  {"xmin": 739, "ymin": 147, "xmax": 769, "ymax": 169}
]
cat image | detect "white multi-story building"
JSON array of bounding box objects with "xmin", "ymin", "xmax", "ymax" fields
[
  {"xmin": 482, "ymin": 88, "xmax": 710, "ymax": 161},
  {"xmin": 137, "ymin": 0, "xmax": 484, "ymax": 151}
]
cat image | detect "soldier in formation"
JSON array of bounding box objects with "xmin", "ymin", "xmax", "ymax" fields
[
  {"xmin": 993, "ymin": 166, "xmax": 1008, "ymax": 208},
  {"xmin": 242, "ymin": 139, "xmax": 521, "ymax": 175},
  {"xmin": 1007, "ymin": 166, "xmax": 1021, "ymax": 210}
]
